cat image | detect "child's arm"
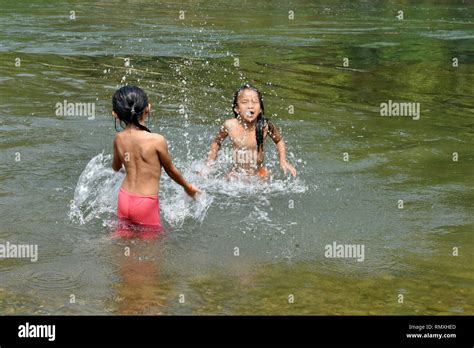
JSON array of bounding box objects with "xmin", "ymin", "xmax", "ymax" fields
[
  {"xmin": 276, "ymin": 140, "xmax": 297, "ymax": 176},
  {"xmin": 268, "ymin": 122, "xmax": 297, "ymax": 177},
  {"xmin": 205, "ymin": 123, "xmax": 229, "ymax": 165},
  {"xmin": 112, "ymin": 136, "xmax": 122, "ymax": 172},
  {"xmin": 156, "ymin": 135, "xmax": 199, "ymax": 197}
]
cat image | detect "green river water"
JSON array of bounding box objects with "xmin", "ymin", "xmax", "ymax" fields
[{"xmin": 0, "ymin": 0, "xmax": 473, "ymax": 315}]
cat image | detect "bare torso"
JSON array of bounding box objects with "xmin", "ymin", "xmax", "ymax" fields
[
  {"xmin": 224, "ymin": 118, "xmax": 281, "ymax": 174},
  {"xmin": 114, "ymin": 128, "xmax": 162, "ymax": 195}
]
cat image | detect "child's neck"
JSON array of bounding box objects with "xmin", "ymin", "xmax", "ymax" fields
[
  {"xmin": 125, "ymin": 123, "xmax": 144, "ymax": 130},
  {"xmin": 238, "ymin": 117, "xmax": 255, "ymax": 130}
]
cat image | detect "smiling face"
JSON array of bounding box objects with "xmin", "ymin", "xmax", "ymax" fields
[{"xmin": 234, "ymin": 88, "xmax": 262, "ymax": 124}]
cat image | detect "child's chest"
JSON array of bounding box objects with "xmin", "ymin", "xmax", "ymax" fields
[{"xmin": 228, "ymin": 127, "xmax": 266, "ymax": 148}]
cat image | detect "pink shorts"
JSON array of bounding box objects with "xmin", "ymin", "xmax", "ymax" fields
[{"xmin": 114, "ymin": 187, "xmax": 162, "ymax": 238}]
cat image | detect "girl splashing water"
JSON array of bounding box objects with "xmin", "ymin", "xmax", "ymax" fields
[
  {"xmin": 111, "ymin": 85, "xmax": 199, "ymax": 237},
  {"xmin": 204, "ymin": 84, "xmax": 297, "ymax": 178}
]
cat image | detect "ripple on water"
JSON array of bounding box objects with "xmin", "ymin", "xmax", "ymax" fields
[
  {"xmin": 25, "ymin": 270, "xmax": 82, "ymax": 292},
  {"xmin": 420, "ymin": 30, "xmax": 474, "ymax": 40}
]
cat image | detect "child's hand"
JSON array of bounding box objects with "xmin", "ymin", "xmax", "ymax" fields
[
  {"xmin": 184, "ymin": 183, "xmax": 201, "ymax": 198},
  {"xmin": 281, "ymin": 161, "xmax": 297, "ymax": 177}
]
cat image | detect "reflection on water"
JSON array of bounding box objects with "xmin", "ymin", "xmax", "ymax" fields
[
  {"xmin": 107, "ymin": 239, "xmax": 168, "ymax": 315},
  {"xmin": 0, "ymin": 0, "xmax": 473, "ymax": 315}
]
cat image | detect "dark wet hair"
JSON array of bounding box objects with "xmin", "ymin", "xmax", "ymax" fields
[
  {"xmin": 232, "ymin": 84, "xmax": 265, "ymax": 151},
  {"xmin": 112, "ymin": 85, "xmax": 151, "ymax": 132}
]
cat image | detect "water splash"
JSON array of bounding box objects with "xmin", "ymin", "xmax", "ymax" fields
[
  {"xmin": 69, "ymin": 152, "xmax": 123, "ymax": 225},
  {"xmin": 182, "ymin": 160, "xmax": 308, "ymax": 198},
  {"xmin": 160, "ymin": 190, "xmax": 213, "ymax": 228},
  {"xmin": 69, "ymin": 153, "xmax": 307, "ymax": 229},
  {"xmin": 69, "ymin": 153, "xmax": 214, "ymax": 228}
]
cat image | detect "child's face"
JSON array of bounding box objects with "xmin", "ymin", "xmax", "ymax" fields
[{"xmin": 235, "ymin": 89, "xmax": 261, "ymax": 123}]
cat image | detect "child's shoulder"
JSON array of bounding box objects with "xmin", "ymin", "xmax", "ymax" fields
[
  {"xmin": 150, "ymin": 132, "xmax": 167, "ymax": 147},
  {"xmin": 223, "ymin": 117, "xmax": 238, "ymax": 128},
  {"xmin": 145, "ymin": 131, "xmax": 165, "ymax": 142},
  {"xmin": 115, "ymin": 130, "xmax": 165, "ymax": 143},
  {"xmin": 264, "ymin": 119, "xmax": 283, "ymax": 142},
  {"xmin": 114, "ymin": 130, "xmax": 125, "ymax": 142},
  {"xmin": 264, "ymin": 118, "xmax": 278, "ymax": 130},
  {"xmin": 142, "ymin": 132, "xmax": 167, "ymax": 150}
]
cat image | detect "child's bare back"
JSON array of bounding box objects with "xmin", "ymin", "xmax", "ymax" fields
[
  {"xmin": 110, "ymin": 85, "xmax": 199, "ymax": 231},
  {"xmin": 113, "ymin": 128, "xmax": 164, "ymax": 195}
]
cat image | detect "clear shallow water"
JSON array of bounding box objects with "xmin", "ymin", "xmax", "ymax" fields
[{"xmin": 0, "ymin": 0, "xmax": 473, "ymax": 315}]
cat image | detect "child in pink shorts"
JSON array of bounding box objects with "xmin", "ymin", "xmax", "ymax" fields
[{"xmin": 111, "ymin": 85, "xmax": 199, "ymax": 237}]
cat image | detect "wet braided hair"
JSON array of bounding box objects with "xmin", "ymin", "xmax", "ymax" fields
[
  {"xmin": 232, "ymin": 84, "xmax": 265, "ymax": 151},
  {"xmin": 112, "ymin": 85, "xmax": 151, "ymax": 132}
]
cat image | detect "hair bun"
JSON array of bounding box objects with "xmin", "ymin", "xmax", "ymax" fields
[
  {"xmin": 112, "ymin": 85, "xmax": 151, "ymax": 132},
  {"xmin": 130, "ymin": 106, "xmax": 137, "ymax": 118}
]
